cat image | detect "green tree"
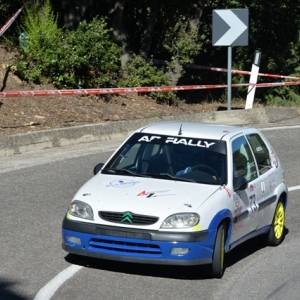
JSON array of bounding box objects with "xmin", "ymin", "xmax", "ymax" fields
[
  {"xmin": 51, "ymin": 17, "xmax": 121, "ymax": 88},
  {"xmin": 16, "ymin": 0, "xmax": 63, "ymax": 82},
  {"xmin": 3, "ymin": 0, "xmax": 300, "ymax": 105}
]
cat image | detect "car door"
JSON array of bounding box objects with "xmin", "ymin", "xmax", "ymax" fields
[
  {"xmin": 245, "ymin": 132, "xmax": 277, "ymax": 227},
  {"xmin": 230, "ymin": 135, "xmax": 264, "ymax": 242}
]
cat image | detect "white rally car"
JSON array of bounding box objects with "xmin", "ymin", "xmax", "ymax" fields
[{"xmin": 62, "ymin": 121, "xmax": 287, "ymax": 278}]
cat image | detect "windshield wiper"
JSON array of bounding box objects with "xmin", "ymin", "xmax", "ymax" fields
[
  {"xmin": 101, "ymin": 169, "xmax": 196, "ymax": 182},
  {"xmin": 101, "ymin": 168, "xmax": 148, "ymax": 177},
  {"xmin": 143, "ymin": 173, "xmax": 196, "ymax": 183}
]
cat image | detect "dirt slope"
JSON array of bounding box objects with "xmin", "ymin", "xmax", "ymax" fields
[{"xmin": 0, "ymin": 45, "xmax": 247, "ymax": 137}]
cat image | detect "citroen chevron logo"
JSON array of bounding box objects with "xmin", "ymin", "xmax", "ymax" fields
[{"xmin": 121, "ymin": 212, "xmax": 133, "ymax": 223}]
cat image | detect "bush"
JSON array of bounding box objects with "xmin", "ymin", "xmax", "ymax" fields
[
  {"xmin": 265, "ymin": 65, "xmax": 300, "ymax": 105},
  {"xmin": 51, "ymin": 17, "xmax": 121, "ymax": 88},
  {"xmin": 16, "ymin": 0, "xmax": 121, "ymax": 89},
  {"xmin": 118, "ymin": 55, "xmax": 176, "ymax": 103},
  {"xmin": 16, "ymin": 0, "xmax": 62, "ymax": 83}
]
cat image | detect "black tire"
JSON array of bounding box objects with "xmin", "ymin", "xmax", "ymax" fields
[
  {"xmin": 266, "ymin": 199, "xmax": 285, "ymax": 246},
  {"xmin": 211, "ymin": 223, "xmax": 226, "ymax": 278}
]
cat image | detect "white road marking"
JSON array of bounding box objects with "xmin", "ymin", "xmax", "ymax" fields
[
  {"xmin": 33, "ymin": 265, "xmax": 83, "ymax": 300},
  {"xmin": 260, "ymin": 125, "xmax": 300, "ymax": 131},
  {"xmin": 34, "ymin": 183, "xmax": 300, "ymax": 300},
  {"xmin": 288, "ymin": 185, "xmax": 300, "ymax": 192}
]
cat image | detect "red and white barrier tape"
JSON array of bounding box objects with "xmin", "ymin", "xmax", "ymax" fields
[
  {"xmin": 148, "ymin": 59, "xmax": 300, "ymax": 81},
  {"xmin": 1, "ymin": 81, "xmax": 300, "ymax": 98},
  {"xmin": 0, "ymin": 6, "xmax": 24, "ymax": 37}
]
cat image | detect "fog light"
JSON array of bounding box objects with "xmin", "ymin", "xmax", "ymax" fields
[
  {"xmin": 171, "ymin": 248, "xmax": 190, "ymax": 255},
  {"xmin": 66, "ymin": 235, "xmax": 81, "ymax": 245}
]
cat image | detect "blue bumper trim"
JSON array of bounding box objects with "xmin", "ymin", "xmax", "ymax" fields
[{"xmin": 62, "ymin": 218, "xmax": 215, "ymax": 266}]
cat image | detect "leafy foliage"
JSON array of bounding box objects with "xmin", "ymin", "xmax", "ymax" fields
[
  {"xmin": 265, "ymin": 66, "xmax": 300, "ymax": 105},
  {"xmin": 50, "ymin": 18, "xmax": 121, "ymax": 88},
  {"xmin": 118, "ymin": 55, "xmax": 176, "ymax": 103},
  {"xmin": 16, "ymin": 0, "xmax": 63, "ymax": 82},
  {"xmin": 2, "ymin": 0, "xmax": 300, "ymax": 105},
  {"xmin": 163, "ymin": 16, "xmax": 201, "ymax": 65},
  {"xmin": 16, "ymin": 1, "xmax": 121, "ymax": 89}
]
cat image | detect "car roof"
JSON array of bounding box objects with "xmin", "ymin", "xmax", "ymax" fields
[{"xmin": 137, "ymin": 121, "xmax": 248, "ymax": 140}]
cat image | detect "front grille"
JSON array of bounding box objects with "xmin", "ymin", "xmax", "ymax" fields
[
  {"xmin": 89, "ymin": 238, "xmax": 161, "ymax": 255},
  {"xmin": 99, "ymin": 211, "xmax": 159, "ymax": 225}
]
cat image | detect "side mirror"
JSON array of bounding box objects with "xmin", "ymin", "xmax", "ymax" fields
[
  {"xmin": 93, "ymin": 163, "xmax": 104, "ymax": 175},
  {"xmin": 233, "ymin": 176, "xmax": 248, "ymax": 191}
]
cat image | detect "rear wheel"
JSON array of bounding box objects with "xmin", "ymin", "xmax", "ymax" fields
[
  {"xmin": 211, "ymin": 223, "xmax": 225, "ymax": 278},
  {"xmin": 266, "ymin": 199, "xmax": 285, "ymax": 246}
]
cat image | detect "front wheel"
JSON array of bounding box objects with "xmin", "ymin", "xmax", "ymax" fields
[
  {"xmin": 210, "ymin": 223, "xmax": 226, "ymax": 278},
  {"xmin": 266, "ymin": 199, "xmax": 285, "ymax": 246}
]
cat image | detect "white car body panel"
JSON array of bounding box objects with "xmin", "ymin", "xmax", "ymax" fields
[{"xmin": 72, "ymin": 174, "xmax": 223, "ymax": 230}]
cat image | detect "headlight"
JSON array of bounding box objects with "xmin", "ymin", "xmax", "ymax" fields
[
  {"xmin": 161, "ymin": 213, "xmax": 199, "ymax": 229},
  {"xmin": 69, "ymin": 200, "xmax": 94, "ymax": 220}
]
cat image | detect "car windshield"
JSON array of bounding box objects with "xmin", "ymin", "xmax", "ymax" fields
[{"xmin": 102, "ymin": 133, "xmax": 227, "ymax": 185}]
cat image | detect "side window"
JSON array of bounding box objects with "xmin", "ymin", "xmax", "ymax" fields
[
  {"xmin": 232, "ymin": 136, "xmax": 258, "ymax": 182},
  {"xmin": 246, "ymin": 133, "xmax": 271, "ymax": 175}
]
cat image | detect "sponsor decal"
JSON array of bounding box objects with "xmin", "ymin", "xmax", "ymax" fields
[
  {"xmin": 234, "ymin": 206, "xmax": 242, "ymax": 216},
  {"xmin": 138, "ymin": 136, "xmax": 161, "ymax": 142},
  {"xmin": 165, "ymin": 137, "xmax": 215, "ymax": 148},
  {"xmin": 270, "ymin": 150, "xmax": 278, "ymax": 168},
  {"xmin": 248, "ymin": 183, "xmax": 255, "ymax": 193},
  {"xmin": 137, "ymin": 135, "xmax": 215, "ymax": 148},
  {"xmin": 247, "ymin": 183, "xmax": 258, "ymax": 215},
  {"xmin": 233, "ymin": 220, "xmax": 244, "ymax": 231},
  {"xmin": 268, "ymin": 170, "xmax": 276, "ymax": 191},
  {"xmin": 83, "ymin": 193, "xmax": 91, "ymax": 196},
  {"xmin": 225, "ymin": 187, "xmax": 231, "ymax": 197},
  {"xmin": 233, "ymin": 193, "xmax": 240, "ymax": 207},
  {"xmin": 137, "ymin": 189, "xmax": 177, "ymax": 198},
  {"xmin": 271, "ymin": 153, "xmax": 278, "ymax": 168},
  {"xmin": 107, "ymin": 179, "xmax": 140, "ymax": 188}
]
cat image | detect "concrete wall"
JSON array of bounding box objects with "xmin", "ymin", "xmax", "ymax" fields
[{"xmin": 0, "ymin": 107, "xmax": 299, "ymax": 157}]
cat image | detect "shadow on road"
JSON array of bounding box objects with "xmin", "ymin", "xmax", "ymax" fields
[{"xmin": 0, "ymin": 278, "xmax": 28, "ymax": 300}]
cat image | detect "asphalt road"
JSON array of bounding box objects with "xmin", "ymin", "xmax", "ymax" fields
[{"xmin": 1, "ymin": 124, "xmax": 300, "ymax": 300}]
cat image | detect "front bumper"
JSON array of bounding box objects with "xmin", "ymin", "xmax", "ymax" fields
[{"xmin": 62, "ymin": 217, "xmax": 216, "ymax": 266}]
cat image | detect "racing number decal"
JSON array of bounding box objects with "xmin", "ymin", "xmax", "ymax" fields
[{"xmin": 248, "ymin": 183, "xmax": 258, "ymax": 216}]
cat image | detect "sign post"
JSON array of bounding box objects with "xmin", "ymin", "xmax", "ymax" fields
[
  {"xmin": 245, "ymin": 50, "xmax": 262, "ymax": 109},
  {"xmin": 227, "ymin": 46, "xmax": 232, "ymax": 110},
  {"xmin": 212, "ymin": 9, "xmax": 249, "ymax": 110}
]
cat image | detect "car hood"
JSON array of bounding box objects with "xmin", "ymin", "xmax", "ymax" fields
[{"xmin": 74, "ymin": 174, "xmax": 221, "ymax": 216}]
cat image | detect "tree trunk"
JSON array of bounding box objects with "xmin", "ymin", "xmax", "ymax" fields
[
  {"xmin": 60, "ymin": 0, "xmax": 93, "ymax": 30},
  {"xmin": 110, "ymin": 0, "xmax": 130, "ymax": 65},
  {"xmin": 139, "ymin": 1, "xmax": 158, "ymax": 59},
  {"xmin": 188, "ymin": 0, "xmax": 204, "ymax": 31}
]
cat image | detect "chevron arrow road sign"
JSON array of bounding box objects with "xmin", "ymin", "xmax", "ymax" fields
[{"xmin": 212, "ymin": 9, "xmax": 248, "ymax": 46}]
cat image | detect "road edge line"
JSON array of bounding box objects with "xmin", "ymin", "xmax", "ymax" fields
[{"xmin": 33, "ymin": 265, "xmax": 83, "ymax": 300}]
